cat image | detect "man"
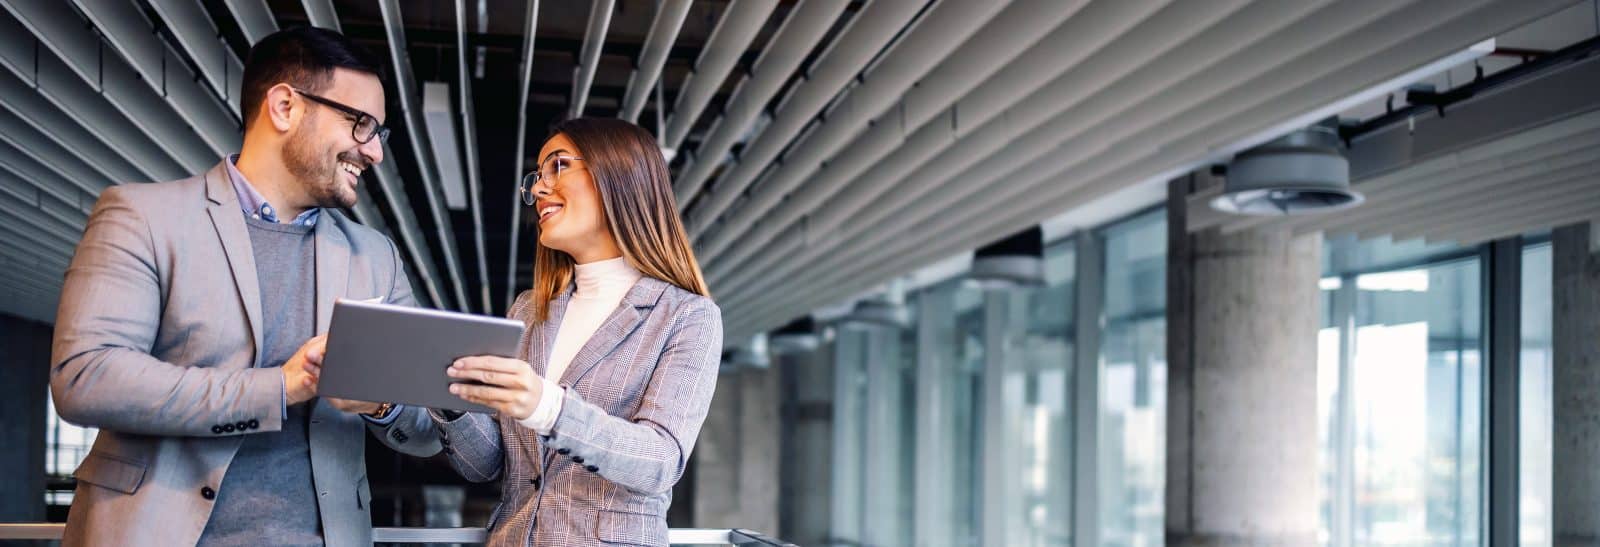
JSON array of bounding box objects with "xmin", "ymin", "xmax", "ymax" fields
[{"xmin": 50, "ymin": 27, "xmax": 440, "ymax": 546}]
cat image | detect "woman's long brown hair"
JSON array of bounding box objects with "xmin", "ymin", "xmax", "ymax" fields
[{"xmin": 529, "ymin": 117, "xmax": 710, "ymax": 322}]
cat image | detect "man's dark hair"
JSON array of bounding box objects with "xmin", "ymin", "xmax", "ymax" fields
[{"xmin": 240, "ymin": 26, "xmax": 387, "ymax": 130}]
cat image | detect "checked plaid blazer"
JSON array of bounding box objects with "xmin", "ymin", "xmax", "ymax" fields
[{"xmin": 432, "ymin": 276, "xmax": 722, "ymax": 546}]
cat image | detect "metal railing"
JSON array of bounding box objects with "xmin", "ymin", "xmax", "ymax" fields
[{"xmin": 0, "ymin": 524, "xmax": 797, "ymax": 546}]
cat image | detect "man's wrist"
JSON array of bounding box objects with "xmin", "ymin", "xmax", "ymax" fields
[{"xmin": 365, "ymin": 402, "xmax": 395, "ymax": 419}]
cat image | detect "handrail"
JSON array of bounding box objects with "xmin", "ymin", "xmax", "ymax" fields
[{"xmin": 0, "ymin": 524, "xmax": 771, "ymax": 545}]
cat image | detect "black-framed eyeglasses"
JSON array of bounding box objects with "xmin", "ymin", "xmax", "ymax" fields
[
  {"xmin": 292, "ymin": 88, "xmax": 391, "ymax": 144},
  {"xmin": 519, "ymin": 155, "xmax": 584, "ymax": 206}
]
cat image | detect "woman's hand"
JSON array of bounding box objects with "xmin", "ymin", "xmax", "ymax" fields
[{"xmin": 447, "ymin": 356, "xmax": 545, "ymax": 420}]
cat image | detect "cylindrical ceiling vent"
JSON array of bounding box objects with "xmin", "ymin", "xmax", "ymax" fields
[
  {"xmin": 968, "ymin": 226, "xmax": 1045, "ymax": 289},
  {"xmin": 1213, "ymin": 124, "xmax": 1363, "ymax": 216}
]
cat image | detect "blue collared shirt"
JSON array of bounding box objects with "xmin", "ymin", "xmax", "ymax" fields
[
  {"xmin": 225, "ymin": 155, "xmax": 401, "ymax": 426},
  {"xmin": 225, "ymin": 154, "xmax": 321, "ymax": 227}
]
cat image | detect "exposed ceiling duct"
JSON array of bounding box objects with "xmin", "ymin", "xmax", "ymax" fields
[
  {"xmin": 379, "ymin": 0, "xmax": 469, "ymax": 311},
  {"xmin": 504, "ymin": 0, "xmax": 540, "ymax": 311},
  {"xmin": 1212, "ymin": 123, "xmax": 1363, "ymax": 216}
]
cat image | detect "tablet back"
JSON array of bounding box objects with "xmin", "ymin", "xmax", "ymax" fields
[{"xmin": 320, "ymin": 299, "xmax": 525, "ymax": 413}]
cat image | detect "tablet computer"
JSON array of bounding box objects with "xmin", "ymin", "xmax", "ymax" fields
[{"xmin": 319, "ymin": 299, "xmax": 525, "ymax": 413}]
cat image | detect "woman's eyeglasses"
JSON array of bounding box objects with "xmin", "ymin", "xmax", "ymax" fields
[
  {"xmin": 292, "ymin": 88, "xmax": 391, "ymax": 145},
  {"xmin": 519, "ymin": 155, "xmax": 584, "ymax": 206}
]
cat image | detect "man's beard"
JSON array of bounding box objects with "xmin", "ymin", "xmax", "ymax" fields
[{"xmin": 284, "ymin": 123, "xmax": 359, "ymax": 210}]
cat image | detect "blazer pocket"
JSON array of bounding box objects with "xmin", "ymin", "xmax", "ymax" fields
[
  {"xmin": 74, "ymin": 452, "xmax": 147, "ymax": 495},
  {"xmin": 595, "ymin": 509, "xmax": 669, "ymax": 546}
]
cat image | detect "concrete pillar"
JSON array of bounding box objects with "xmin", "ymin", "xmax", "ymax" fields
[
  {"xmin": 0, "ymin": 313, "xmax": 51, "ymax": 523},
  {"xmin": 779, "ymin": 347, "xmax": 833, "ymax": 545},
  {"xmin": 1553, "ymin": 221, "xmax": 1600, "ymax": 547},
  {"xmin": 693, "ymin": 370, "xmax": 742, "ymax": 527},
  {"xmin": 736, "ymin": 364, "xmax": 781, "ymax": 536},
  {"xmin": 692, "ymin": 365, "xmax": 782, "ymax": 535},
  {"xmin": 1165, "ymin": 176, "xmax": 1322, "ymax": 546}
]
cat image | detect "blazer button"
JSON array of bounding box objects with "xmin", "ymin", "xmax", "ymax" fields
[
  {"xmin": 200, "ymin": 486, "xmax": 216, "ymax": 500},
  {"xmin": 222, "ymin": 423, "xmax": 235, "ymax": 433},
  {"xmin": 557, "ymin": 448, "xmax": 571, "ymax": 455},
  {"xmin": 235, "ymin": 421, "xmax": 248, "ymax": 431},
  {"xmin": 585, "ymin": 465, "xmax": 599, "ymax": 473},
  {"xmin": 247, "ymin": 419, "xmax": 259, "ymax": 429},
  {"xmin": 211, "ymin": 425, "xmax": 224, "ymax": 434},
  {"xmin": 530, "ymin": 477, "xmax": 540, "ymax": 490},
  {"xmin": 571, "ymin": 456, "xmax": 584, "ymax": 464}
]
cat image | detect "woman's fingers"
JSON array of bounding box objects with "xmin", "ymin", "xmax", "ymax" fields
[
  {"xmin": 449, "ymin": 356, "xmax": 533, "ymax": 388},
  {"xmin": 449, "ymin": 383, "xmax": 520, "ymax": 405},
  {"xmin": 452, "ymin": 355, "xmax": 529, "ymax": 374}
]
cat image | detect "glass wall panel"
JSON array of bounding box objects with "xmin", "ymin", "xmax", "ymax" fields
[
  {"xmin": 978, "ymin": 239, "xmax": 1077, "ymax": 547},
  {"xmin": 1521, "ymin": 242, "xmax": 1553, "ymax": 546},
  {"xmin": 912, "ymin": 280, "xmax": 986, "ymax": 547},
  {"xmin": 1320, "ymin": 255, "xmax": 1483, "ymax": 546},
  {"xmin": 1098, "ymin": 211, "xmax": 1167, "ymax": 547}
]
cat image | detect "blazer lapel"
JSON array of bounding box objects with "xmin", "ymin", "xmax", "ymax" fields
[
  {"xmin": 555, "ymin": 277, "xmax": 668, "ymax": 387},
  {"xmin": 533, "ymin": 289, "xmax": 572, "ymax": 379},
  {"xmin": 313, "ymin": 219, "xmax": 349, "ymax": 333},
  {"xmin": 203, "ymin": 163, "xmax": 265, "ymax": 367}
]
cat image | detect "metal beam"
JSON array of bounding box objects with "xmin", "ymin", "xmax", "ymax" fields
[
  {"xmin": 378, "ymin": 0, "xmax": 470, "ymax": 311},
  {"xmin": 0, "ymin": 192, "xmax": 85, "ymax": 249},
  {"xmin": 0, "ymin": 108, "xmax": 111, "ymax": 199},
  {"xmin": 67, "ymin": 0, "xmax": 241, "ymax": 158},
  {"xmin": 0, "ymin": 171, "xmax": 85, "ymax": 251},
  {"xmin": 2, "ymin": 2, "xmax": 217, "ymax": 172},
  {"xmin": 223, "ymin": 0, "xmax": 278, "ymax": 44},
  {"xmin": 371, "ymin": 145, "xmax": 451, "ymax": 310},
  {"xmin": 0, "ymin": 14, "xmax": 188, "ymax": 181},
  {"xmin": 693, "ymin": 0, "xmax": 1017, "ymax": 261},
  {"xmin": 670, "ymin": 0, "xmax": 848, "ymax": 205},
  {"xmin": 568, "ymin": 0, "xmax": 614, "ymax": 119},
  {"xmin": 683, "ymin": 0, "xmax": 926, "ymax": 231},
  {"xmin": 148, "ymin": 0, "xmax": 245, "ymax": 113},
  {"xmin": 503, "ymin": 0, "xmax": 539, "ymax": 311},
  {"xmin": 619, "ymin": 0, "xmax": 691, "ymax": 124},
  {"xmin": 0, "ymin": 69, "xmax": 146, "ymax": 184},
  {"xmin": 301, "ymin": 0, "xmax": 341, "ymax": 32},
  {"xmin": 659, "ymin": 0, "xmax": 776, "ymax": 149},
  {"xmin": 1486, "ymin": 236, "xmax": 1521, "ymax": 547},
  {"xmin": 457, "ymin": 0, "xmax": 490, "ymax": 313}
]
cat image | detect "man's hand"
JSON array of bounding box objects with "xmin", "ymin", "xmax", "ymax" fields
[
  {"xmin": 284, "ymin": 334, "xmax": 327, "ymax": 405},
  {"xmin": 327, "ymin": 398, "xmax": 384, "ymax": 415},
  {"xmin": 447, "ymin": 356, "xmax": 544, "ymax": 420}
]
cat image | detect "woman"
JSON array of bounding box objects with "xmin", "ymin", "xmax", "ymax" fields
[{"xmin": 433, "ymin": 117, "xmax": 720, "ymax": 546}]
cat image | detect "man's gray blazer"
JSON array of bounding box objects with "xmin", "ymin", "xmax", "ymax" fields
[
  {"xmin": 50, "ymin": 162, "xmax": 442, "ymax": 546},
  {"xmin": 435, "ymin": 277, "xmax": 722, "ymax": 547}
]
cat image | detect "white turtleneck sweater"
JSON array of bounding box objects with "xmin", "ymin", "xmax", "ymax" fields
[{"xmin": 518, "ymin": 256, "xmax": 642, "ymax": 434}]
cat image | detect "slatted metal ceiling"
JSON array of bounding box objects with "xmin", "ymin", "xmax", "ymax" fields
[
  {"xmin": 0, "ymin": 0, "xmax": 1587, "ymax": 347},
  {"xmin": 702, "ymin": 0, "xmax": 1583, "ymax": 344}
]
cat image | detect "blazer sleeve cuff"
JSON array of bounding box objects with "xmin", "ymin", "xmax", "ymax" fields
[{"xmin": 543, "ymin": 389, "xmax": 610, "ymax": 453}]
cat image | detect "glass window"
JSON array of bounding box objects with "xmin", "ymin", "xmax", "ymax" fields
[
  {"xmin": 986, "ymin": 240, "xmax": 1077, "ymax": 547},
  {"xmin": 1520, "ymin": 242, "xmax": 1553, "ymax": 547},
  {"xmin": 46, "ymin": 394, "xmax": 98, "ymax": 506},
  {"xmin": 911, "ymin": 280, "xmax": 985, "ymax": 547},
  {"xmin": 1320, "ymin": 252, "xmax": 1484, "ymax": 546},
  {"xmin": 1098, "ymin": 211, "xmax": 1167, "ymax": 547}
]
